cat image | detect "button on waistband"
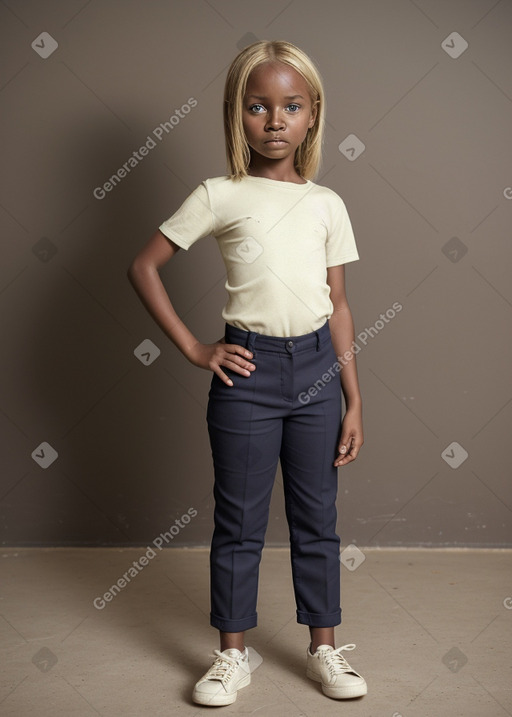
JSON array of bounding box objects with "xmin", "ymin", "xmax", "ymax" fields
[{"xmin": 285, "ymin": 339, "xmax": 296, "ymax": 355}]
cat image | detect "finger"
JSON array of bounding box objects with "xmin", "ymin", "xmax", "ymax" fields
[
  {"xmin": 338, "ymin": 436, "xmax": 352, "ymax": 455},
  {"xmin": 334, "ymin": 437, "xmax": 360, "ymax": 466},
  {"xmin": 226, "ymin": 343, "xmax": 253, "ymax": 360},
  {"xmin": 223, "ymin": 344, "xmax": 256, "ymax": 375},
  {"xmin": 213, "ymin": 343, "xmax": 256, "ymax": 383},
  {"xmin": 334, "ymin": 450, "xmax": 356, "ymax": 466},
  {"xmin": 215, "ymin": 368, "xmax": 234, "ymax": 387},
  {"xmin": 333, "ymin": 440, "xmax": 349, "ymax": 467},
  {"xmin": 347, "ymin": 434, "xmax": 363, "ymax": 457}
]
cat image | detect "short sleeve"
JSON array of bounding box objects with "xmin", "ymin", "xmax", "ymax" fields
[
  {"xmin": 325, "ymin": 194, "xmax": 359, "ymax": 267},
  {"xmin": 158, "ymin": 182, "xmax": 215, "ymax": 250}
]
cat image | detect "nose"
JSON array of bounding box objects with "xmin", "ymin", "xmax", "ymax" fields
[{"xmin": 265, "ymin": 108, "xmax": 285, "ymax": 131}]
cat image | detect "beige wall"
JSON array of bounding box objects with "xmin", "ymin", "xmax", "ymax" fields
[{"xmin": 1, "ymin": 0, "xmax": 511, "ymax": 547}]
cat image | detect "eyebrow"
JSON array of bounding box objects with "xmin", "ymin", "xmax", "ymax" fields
[{"xmin": 246, "ymin": 94, "xmax": 305, "ymax": 100}]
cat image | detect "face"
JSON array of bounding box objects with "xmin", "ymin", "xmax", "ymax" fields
[{"xmin": 242, "ymin": 61, "xmax": 317, "ymax": 170}]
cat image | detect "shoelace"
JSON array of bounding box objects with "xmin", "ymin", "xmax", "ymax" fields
[
  {"xmin": 204, "ymin": 650, "xmax": 243, "ymax": 684},
  {"xmin": 318, "ymin": 643, "xmax": 357, "ymax": 677}
]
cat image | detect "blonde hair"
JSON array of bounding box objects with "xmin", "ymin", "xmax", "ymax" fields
[{"xmin": 223, "ymin": 40, "xmax": 325, "ymax": 180}]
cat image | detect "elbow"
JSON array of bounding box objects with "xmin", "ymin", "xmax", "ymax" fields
[
  {"xmin": 127, "ymin": 256, "xmax": 144, "ymax": 286},
  {"xmin": 127, "ymin": 260, "xmax": 136, "ymax": 284},
  {"xmin": 127, "ymin": 256, "xmax": 159, "ymax": 292}
]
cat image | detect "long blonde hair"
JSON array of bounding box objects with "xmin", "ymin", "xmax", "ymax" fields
[{"xmin": 223, "ymin": 40, "xmax": 325, "ymax": 180}]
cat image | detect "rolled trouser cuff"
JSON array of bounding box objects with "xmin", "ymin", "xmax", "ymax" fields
[
  {"xmin": 210, "ymin": 612, "xmax": 258, "ymax": 632},
  {"xmin": 296, "ymin": 608, "xmax": 342, "ymax": 627}
]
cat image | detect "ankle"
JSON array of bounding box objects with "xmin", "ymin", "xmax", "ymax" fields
[
  {"xmin": 219, "ymin": 630, "xmax": 245, "ymax": 654},
  {"xmin": 310, "ymin": 641, "xmax": 335, "ymax": 653},
  {"xmin": 220, "ymin": 643, "xmax": 245, "ymax": 653},
  {"xmin": 309, "ymin": 627, "xmax": 335, "ymax": 653}
]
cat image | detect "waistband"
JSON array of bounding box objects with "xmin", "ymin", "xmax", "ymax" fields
[{"xmin": 224, "ymin": 320, "xmax": 331, "ymax": 355}]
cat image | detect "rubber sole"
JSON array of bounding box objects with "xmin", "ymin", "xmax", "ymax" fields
[
  {"xmin": 306, "ymin": 668, "xmax": 367, "ymax": 699},
  {"xmin": 192, "ymin": 673, "xmax": 251, "ymax": 706}
]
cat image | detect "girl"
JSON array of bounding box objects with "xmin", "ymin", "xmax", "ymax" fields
[{"xmin": 128, "ymin": 40, "xmax": 366, "ymax": 706}]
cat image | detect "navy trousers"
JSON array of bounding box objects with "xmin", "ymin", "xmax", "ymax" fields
[{"xmin": 206, "ymin": 319, "xmax": 343, "ymax": 632}]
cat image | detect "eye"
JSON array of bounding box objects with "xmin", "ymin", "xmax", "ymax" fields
[
  {"xmin": 248, "ymin": 103, "xmax": 266, "ymax": 113},
  {"xmin": 286, "ymin": 103, "xmax": 301, "ymax": 112}
]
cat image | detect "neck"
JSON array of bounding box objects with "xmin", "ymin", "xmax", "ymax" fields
[{"xmin": 247, "ymin": 156, "xmax": 306, "ymax": 184}]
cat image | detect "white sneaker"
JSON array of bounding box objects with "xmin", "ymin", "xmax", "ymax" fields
[
  {"xmin": 306, "ymin": 643, "xmax": 367, "ymax": 699},
  {"xmin": 192, "ymin": 647, "xmax": 251, "ymax": 706}
]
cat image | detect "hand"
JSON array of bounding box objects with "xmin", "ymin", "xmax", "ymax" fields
[
  {"xmin": 334, "ymin": 405, "xmax": 363, "ymax": 467},
  {"xmin": 187, "ymin": 340, "xmax": 256, "ymax": 386}
]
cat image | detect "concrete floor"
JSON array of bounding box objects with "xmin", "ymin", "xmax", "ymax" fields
[{"xmin": 0, "ymin": 547, "xmax": 511, "ymax": 716}]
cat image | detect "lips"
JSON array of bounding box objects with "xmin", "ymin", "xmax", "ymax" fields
[{"xmin": 264, "ymin": 137, "xmax": 288, "ymax": 143}]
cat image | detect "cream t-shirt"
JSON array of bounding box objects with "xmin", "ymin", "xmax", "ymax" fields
[{"xmin": 159, "ymin": 175, "xmax": 359, "ymax": 337}]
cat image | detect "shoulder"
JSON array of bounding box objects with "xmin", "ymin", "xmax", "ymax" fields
[
  {"xmin": 307, "ymin": 181, "xmax": 351, "ymax": 220},
  {"xmin": 178, "ymin": 176, "xmax": 232, "ymax": 204},
  {"xmin": 202, "ymin": 175, "xmax": 231, "ymax": 186},
  {"xmin": 199, "ymin": 176, "xmax": 262, "ymax": 207},
  {"xmin": 202, "ymin": 175, "xmax": 238, "ymax": 191},
  {"xmin": 309, "ymin": 181, "xmax": 347, "ymax": 207}
]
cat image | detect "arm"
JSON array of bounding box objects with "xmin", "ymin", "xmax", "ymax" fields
[
  {"xmin": 127, "ymin": 230, "xmax": 255, "ymax": 385},
  {"xmin": 326, "ymin": 264, "xmax": 363, "ymax": 467}
]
